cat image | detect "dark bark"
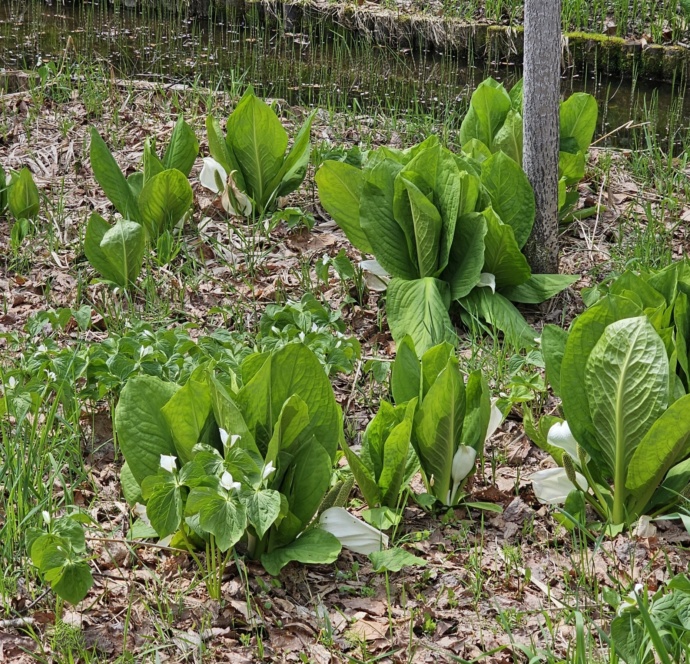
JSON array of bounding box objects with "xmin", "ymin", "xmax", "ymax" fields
[{"xmin": 522, "ymin": 0, "xmax": 562, "ymax": 275}]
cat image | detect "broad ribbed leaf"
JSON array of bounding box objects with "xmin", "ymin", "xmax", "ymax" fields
[
  {"xmin": 138, "ymin": 169, "xmax": 193, "ymax": 238},
  {"xmin": 89, "ymin": 128, "xmax": 140, "ymax": 220},
  {"xmin": 114, "ymin": 375, "xmax": 179, "ymax": 485},
  {"xmin": 98, "ymin": 219, "xmax": 145, "ymax": 287},
  {"xmin": 399, "ymin": 143, "xmax": 462, "ymax": 273},
  {"xmin": 541, "ymin": 324, "xmax": 569, "ymax": 396},
  {"xmin": 226, "ymin": 91, "xmax": 288, "ymax": 209},
  {"xmin": 269, "ymin": 110, "xmax": 315, "ymax": 203},
  {"xmin": 379, "ymin": 413, "xmax": 414, "ymax": 507},
  {"xmin": 560, "ymin": 93, "xmax": 598, "ymax": 153},
  {"xmin": 413, "ymin": 359, "xmax": 465, "ymax": 503},
  {"xmin": 315, "ymin": 161, "xmax": 372, "ymax": 253},
  {"xmin": 585, "ymin": 317, "xmax": 668, "ymax": 517},
  {"xmin": 161, "ymin": 379, "xmax": 213, "ymax": 464},
  {"xmin": 459, "ymin": 288, "xmax": 537, "ymax": 349},
  {"xmin": 361, "ymin": 159, "xmax": 416, "ymax": 279},
  {"xmin": 387, "ymin": 277, "xmax": 455, "ymax": 355},
  {"xmin": 186, "ymin": 487, "xmax": 247, "ymax": 552},
  {"xmin": 261, "ymin": 528, "xmax": 341, "ymax": 576},
  {"xmin": 391, "ymin": 336, "xmax": 421, "ymax": 402},
  {"xmin": 501, "ymin": 273, "xmax": 579, "ymax": 304},
  {"xmin": 560, "ymin": 296, "xmax": 645, "ymax": 466},
  {"xmin": 481, "ymin": 152, "xmax": 535, "ymax": 249},
  {"xmin": 84, "ymin": 213, "xmax": 121, "ymax": 285},
  {"xmin": 627, "ymin": 394, "xmax": 690, "ymax": 514},
  {"xmin": 442, "ymin": 213, "xmax": 487, "ymax": 300},
  {"xmin": 493, "ymin": 109, "xmax": 523, "ymax": 163},
  {"xmin": 403, "ymin": 178, "xmax": 442, "ymax": 278},
  {"xmin": 459, "ymin": 78, "xmax": 512, "ymax": 150},
  {"xmin": 162, "ymin": 116, "xmax": 199, "ymax": 177},
  {"xmin": 481, "ymin": 207, "xmax": 531, "ymax": 288},
  {"xmin": 7, "ymin": 167, "xmax": 39, "ymax": 220}
]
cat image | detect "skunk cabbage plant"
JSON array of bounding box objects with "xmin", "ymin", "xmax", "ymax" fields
[
  {"xmin": 390, "ymin": 338, "xmax": 503, "ymax": 506},
  {"xmin": 459, "ymin": 78, "xmax": 598, "ymax": 220},
  {"xmin": 202, "ymin": 88, "xmax": 314, "ymax": 217},
  {"xmin": 538, "ymin": 301, "xmax": 690, "ymax": 527},
  {"xmin": 316, "ymin": 135, "xmax": 576, "ymax": 354}
]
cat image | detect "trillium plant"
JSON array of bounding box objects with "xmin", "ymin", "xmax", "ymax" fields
[
  {"xmin": 535, "ymin": 302, "xmax": 690, "ymax": 529},
  {"xmin": 114, "ymin": 343, "xmax": 389, "ymax": 580}
]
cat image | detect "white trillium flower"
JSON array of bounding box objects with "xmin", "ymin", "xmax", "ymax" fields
[
  {"xmin": 448, "ymin": 445, "xmax": 477, "ymax": 505},
  {"xmin": 530, "ymin": 467, "xmax": 589, "ymax": 505},
  {"xmin": 220, "ymin": 471, "xmax": 241, "ymax": 492},
  {"xmin": 219, "ymin": 429, "xmax": 240, "ymax": 451},
  {"xmin": 262, "ymin": 461, "xmax": 276, "ymax": 480},
  {"xmin": 619, "ymin": 583, "xmax": 646, "ymax": 614},
  {"xmin": 7, "ymin": 376, "xmax": 18, "ymax": 390},
  {"xmin": 319, "ymin": 507, "xmax": 389, "ymax": 555},
  {"xmin": 547, "ymin": 421, "xmax": 580, "ymax": 463},
  {"xmin": 199, "ymin": 157, "xmax": 227, "ymax": 195},
  {"xmin": 42, "ymin": 510, "xmax": 51, "ymax": 526},
  {"xmin": 160, "ymin": 454, "xmax": 177, "ymax": 474},
  {"xmin": 476, "ymin": 272, "xmax": 496, "ymax": 294}
]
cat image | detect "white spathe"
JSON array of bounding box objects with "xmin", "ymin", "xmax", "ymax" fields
[
  {"xmin": 486, "ymin": 400, "xmax": 504, "ymax": 442},
  {"xmin": 359, "ymin": 259, "xmax": 390, "ymax": 292},
  {"xmin": 319, "ymin": 507, "xmax": 389, "ymax": 555},
  {"xmin": 547, "ymin": 420, "xmax": 579, "ymax": 462},
  {"xmin": 530, "ymin": 467, "xmax": 589, "ymax": 505},
  {"xmin": 199, "ymin": 157, "xmax": 227, "ymax": 195},
  {"xmin": 262, "ymin": 461, "xmax": 276, "ymax": 480},
  {"xmin": 447, "ymin": 445, "xmax": 477, "ymax": 505},
  {"xmin": 476, "ymin": 273, "xmax": 496, "ymax": 294}
]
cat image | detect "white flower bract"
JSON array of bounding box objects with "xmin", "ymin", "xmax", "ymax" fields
[
  {"xmin": 220, "ymin": 471, "xmax": 241, "ymax": 492},
  {"xmin": 160, "ymin": 454, "xmax": 177, "ymax": 474},
  {"xmin": 319, "ymin": 507, "xmax": 388, "ymax": 555},
  {"xmin": 530, "ymin": 467, "xmax": 589, "ymax": 505}
]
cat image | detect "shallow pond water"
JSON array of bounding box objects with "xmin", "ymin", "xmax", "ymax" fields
[{"xmin": 1, "ymin": 1, "xmax": 689, "ymax": 148}]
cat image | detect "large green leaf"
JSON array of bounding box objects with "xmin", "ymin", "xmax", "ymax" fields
[
  {"xmin": 162, "ymin": 116, "xmax": 199, "ymax": 177},
  {"xmin": 626, "ymin": 394, "xmax": 690, "ymax": 514},
  {"xmin": 7, "ymin": 167, "xmax": 39, "ymax": 220},
  {"xmin": 386, "ymin": 277, "xmax": 455, "ymax": 355},
  {"xmin": 402, "ymin": 177, "xmax": 442, "ymax": 278},
  {"xmin": 541, "ymin": 324, "xmax": 569, "ymax": 396},
  {"xmin": 463, "ymin": 370, "xmax": 491, "ymax": 452},
  {"xmin": 413, "ymin": 357, "xmax": 465, "ymax": 503},
  {"xmin": 226, "ymin": 91, "xmax": 288, "ymax": 208},
  {"xmin": 114, "ymin": 375, "xmax": 179, "ymax": 485},
  {"xmin": 501, "ymin": 273, "xmax": 579, "ymax": 304},
  {"xmin": 236, "ymin": 343, "xmax": 343, "ymax": 461},
  {"xmin": 341, "ymin": 440, "xmax": 381, "ymax": 508},
  {"xmin": 315, "ymin": 161, "xmax": 372, "ymax": 254},
  {"xmin": 84, "ymin": 213, "xmax": 124, "ymax": 286},
  {"xmin": 492, "ymin": 109, "xmax": 523, "ymax": 163},
  {"xmin": 481, "ymin": 207, "xmax": 531, "ymax": 289},
  {"xmin": 245, "ymin": 489, "xmax": 282, "ymax": 540},
  {"xmin": 264, "ymin": 394, "xmax": 311, "ymax": 464},
  {"xmin": 270, "ymin": 441, "xmax": 332, "ymax": 548},
  {"xmin": 89, "ymin": 128, "xmax": 140, "ymax": 220},
  {"xmin": 269, "ymin": 110, "xmax": 315, "ymax": 204},
  {"xmin": 97, "ymin": 219, "xmax": 145, "ymax": 288},
  {"xmin": 161, "ymin": 379, "xmax": 213, "ymax": 465},
  {"xmin": 459, "ymin": 288, "xmax": 537, "ymax": 349},
  {"xmin": 141, "ymin": 473, "xmax": 183, "ymax": 538},
  {"xmin": 360, "ymin": 158, "xmax": 416, "ymax": 280},
  {"xmin": 391, "ymin": 335, "xmax": 421, "ymax": 402},
  {"xmin": 560, "ymin": 93, "xmax": 598, "ymax": 153},
  {"xmin": 441, "ymin": 213, "xmax": 487, "ymax": 300},
  {"xmin": 378, "ymin": 410, "xmax": 414, "ymax": 507},
  {"xmin": 138, "ymin": 169, "xmax": 193, "ymax": 238},
  {"xmin": 585, "ymin": 317, "xmax": 668, "ymax": 522},
  {"xmin": 261, "ymin": 527, "xmax": 341, "ymax": 576},
  {"xmin": 560, "ymin": 296, "xmax": 644, "ymax": 467},
  {"xmin": 459, "ymin": 78, "xmax": 512, "ymax": 150},
  {"xmin": 399, "ymin": 143, "xmax": 462, "ymax": 274},
  {"xmin": 480, "ymin": 152, "xmax": 535, "ymax": 249}
]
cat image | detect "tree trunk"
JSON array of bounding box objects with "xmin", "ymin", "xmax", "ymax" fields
[{"xmin": 522, "ymin": 0, "xmax": 561, "ymax": 275}]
